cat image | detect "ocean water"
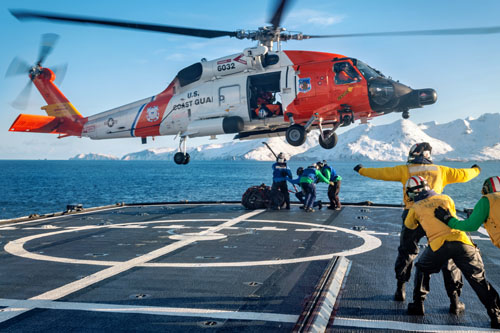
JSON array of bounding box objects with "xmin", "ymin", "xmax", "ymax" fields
[{"xmin": 0, "ymin": 160, "xmax": 498, "ymax": 220}]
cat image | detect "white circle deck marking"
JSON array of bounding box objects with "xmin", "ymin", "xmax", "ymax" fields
[
  {"xmin": 169, "ymin": 232, "xmax": 227, "ymax": 241},
  {"xmin": 4, "ymin": 218, "xmax": 381, "ymax": 268}
]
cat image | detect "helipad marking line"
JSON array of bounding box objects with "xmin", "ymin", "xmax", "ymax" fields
[
  {"xmin": 0, "ymin": 210, "xmax": 264, "ymax": 324},
  {"xmin": 0, "ymin": 298, "xmax": 297, "ymax": 323},
  {"xmin": 0, "ymin": 299, "xmax": 494, "ymax": 331},
  {"xmin": 333, "ymin": 316, "xmax": 496, "ymax": 332},
  {"xmin": 0, "ymin": 206, "xmax": 122, "ymax": 227},
  {"xmin": 4, "ymin": 218, "xmax": 382, "ymax": 268},
  {"xmin": 478, "ymin": 227, "xmax": 488, "ymax": 237}
]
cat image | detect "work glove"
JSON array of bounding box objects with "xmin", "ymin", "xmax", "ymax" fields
[
  {"xmin": 434, "ymin": 207, "xmax": 453, "ymax": 225},
  {"xmin": 353, "ymin": 164, "xmax": 363, "ymax": 173},
  {"xmin": 471, "ymin": 164, "xmax": 481, "ymax": 172}
]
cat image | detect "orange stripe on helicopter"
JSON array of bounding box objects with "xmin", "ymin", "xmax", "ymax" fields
[{"xmin": 133, "ymin": 81, "xmax": 175, "ymax": 138}]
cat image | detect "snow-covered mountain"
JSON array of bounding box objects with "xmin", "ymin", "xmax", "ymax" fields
[
  {"xmin": 295, "ymin": 113, "xmax": 499, "ymax": 161},
  {"xmin": 71, "ymin": 113, "xmax": 500, "ymax": 162},
  {"xmin": 69, "ymin": 153, "xmax": 119, "ymax": 160},
  {"xmin": 418, "ymin": 113, "xmax": 500, "ymax": 161}
]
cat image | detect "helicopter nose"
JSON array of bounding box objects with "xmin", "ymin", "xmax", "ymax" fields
[
  {"xmin": 398, "ymin": 87, "xmax": 437, "ymax": 110},
  {"xmin": 368, "ymin": 78, "xmax": 437, "ymax": 113},
  {"xmin": 416, "ymin": 88, "xmax": 437, "ymax": 106}
]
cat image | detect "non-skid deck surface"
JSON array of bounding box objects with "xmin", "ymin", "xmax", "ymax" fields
[{"xmin": 0, "ymin": 203, "xmax": 498, "ymax": 332}]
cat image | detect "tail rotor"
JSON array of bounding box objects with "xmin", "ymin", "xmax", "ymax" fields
[
  {"xmin": 5, "ymin": 56, "xmax": 32, "ymax": 77},
  {"xmin": 5, "ymin": 33, "xmax": 67, "ymax": 109}
]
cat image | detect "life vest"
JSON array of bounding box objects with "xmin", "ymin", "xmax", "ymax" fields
[
  {"xmin": 485, "ymin": 193, "xmax": 500, "ymax": 248},
  {"xmin": 301, "ymin": 168, "xmax": 317, "ymax": 182},
  {"xmin": 273, "ymin": 163, "xmax": 290, "ymax": 182},
  {"xmin": 322, "ymin": 165, "xmax": 333, "ymax": 175},
  {"xmin": 404, "ymin": 164, "xmax": 442, "ymax": 207},
  {"xmin": 323, "ymin": 165, "xmax": 338, "ymax": 181},
  {"xmin": 337, "ymin": 71, "xmax": 355, "ymax": 83},
  {"xmin": 410, "ymin": 194, "xmax": 473, "ymax": 251},
  {"xmin": 255, "ymin": 104, "xmax": 281, "ymax": 117}
]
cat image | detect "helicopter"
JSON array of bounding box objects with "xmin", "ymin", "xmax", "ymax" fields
[{"xmin": 6, "ymin": 1, "xmax": 500, "ymax": 164}]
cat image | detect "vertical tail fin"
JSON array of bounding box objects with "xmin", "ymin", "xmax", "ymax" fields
[{"xmin": 10, "ymin": 67, "xmax": 86, "ymax": 136}]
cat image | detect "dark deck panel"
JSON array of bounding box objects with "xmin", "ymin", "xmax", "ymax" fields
[{"xmin": 0, "ymin": 203, "xmax": 498, "ymax": 332}]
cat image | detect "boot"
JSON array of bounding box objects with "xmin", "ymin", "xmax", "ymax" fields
[
  {"xmin": 407, "ymin": 302, "xmax": 425, "ymax": 315},
  {"xmin": 394, "ymin": 280, "xmax": 406, "ymax": 301},
  {"xmin": 491, "ymin": 318, "xmax": 500, "ymax": 329},
  {"xmin": 488, "ymin": 309, "xmax": 500, "ymax": 329},
  {"xmin": 449, "ymin": 294, "xmax": 465, "ymax": 315}
]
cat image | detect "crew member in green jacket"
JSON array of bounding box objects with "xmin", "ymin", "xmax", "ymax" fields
[
  {"xmin": 435, "ymin": 176, "xmax": 500, "ymax": 249},
  {"xmin": 353, "ymin": 142, "xmax": 481, "ymax": 303},
  {"xmin": 299, "ymin": 163, "xmax": 330, "ymax": 212},
  {"xmin": 318, "ymin": 160, "xmax": 343, "ymax": 210}
]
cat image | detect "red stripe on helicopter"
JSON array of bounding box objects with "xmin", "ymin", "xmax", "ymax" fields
[
  {"xmin": 233, "ymin": 54, "xmax": 247, "ymax": 65},
  {"xmin": 217, "ymin": 58, "xmax": 231, "ymax": 64}
]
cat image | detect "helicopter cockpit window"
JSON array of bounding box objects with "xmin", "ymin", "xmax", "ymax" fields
[
  {"xmin": 333, "ymin": 62, "xmax": 361, "ymax": 85},
  {"xmin": 355, "ymin": 60, "xmax": 384, "ymax": 81},
  {"xmin": 177, "ymin": 62, "xmax": 203, "ymax": 87}
]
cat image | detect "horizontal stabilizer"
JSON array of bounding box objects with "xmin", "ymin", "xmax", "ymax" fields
[{"xmin": 9, "ymin": 114, "xmax": 62, "ymax": 134}]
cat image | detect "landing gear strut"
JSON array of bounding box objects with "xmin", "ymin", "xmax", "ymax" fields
[
  {"xmin": 174, "ymin": 136, "xmax": 190, "ymax": 165},
  {"xmin": 319, "ymin": 130, "xmax": 338, "ymax": 149},
  {"xmin": 318, "ymin": 116, "xmax": 340, "ymax": 150}
]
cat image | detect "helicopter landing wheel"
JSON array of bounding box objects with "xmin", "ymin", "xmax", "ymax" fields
[
  {"xmin": 174, "ymin": 152, "xmax": 190, "ymax": 165},
  {"xmin": 402, "ymin": 111, "xmax": 410, "ymax": 119},
  {"xmin": 286, "ymin": 124, "xmax": 306, "ymax": 146},
  {"xmin": 319, "ymin": 130, "xmax": 338, "ymax": 149}
]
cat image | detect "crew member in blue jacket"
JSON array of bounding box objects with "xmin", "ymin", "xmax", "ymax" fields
[
  {"xmin": 271, "ymin": 153, "xmax": 293, "ymax": 210},
  {"xmin": 299, "ymin": 163, "xmax": 330, "ymax": 212},
  {"xmin": 291, "ymin": 167, "xmax": 322, "ymax": 210}
]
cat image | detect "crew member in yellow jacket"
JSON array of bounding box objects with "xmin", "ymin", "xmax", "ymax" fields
[
  {"xmin": 404, "ymin": 176, "xmax": 500, "ymax": 329},
  {"xmin": 353, "ymin": 142, "xmax": 481, "ymax": 303},
  {"xmin": 435, "ymin": 176, "xmax": 500, "ymax": 249}
]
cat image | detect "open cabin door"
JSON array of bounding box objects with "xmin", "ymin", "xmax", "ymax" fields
[{"xmin": 246, "ymin": 71, "xmax": 281, "ymax": 121}]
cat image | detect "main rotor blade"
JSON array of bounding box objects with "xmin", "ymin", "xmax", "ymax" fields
[
  {"xmin": 37, "ymin": 33, "xmax": 59, "ymax": 65},
  {"xmin": 11, "ymin": 80, "xmax": 33, "ymax": 110},
  {"xmin": 11, "ymin": 9, "xmax": 238, "ymax": 39},
  {"xmin": 306, "ymin": 26, "xmax": 500, "ymax": 39},
  {"xmin": 5, "ymin": 57, "xmax": 31, "ymax": 77},
  {"xmin": 269, "ymin": 0, "xmax": 291, "ymax": 29}
]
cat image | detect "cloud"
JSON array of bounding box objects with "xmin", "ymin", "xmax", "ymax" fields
[
  {"xmin": 286, "ymin": 9, "xmax": 344, "ymax": 28},
  {"xmin": 164, "ymin": 53, "xmax": 187, "ymax": 61}
]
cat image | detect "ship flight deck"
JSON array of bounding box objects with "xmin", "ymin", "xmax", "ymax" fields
[{"xmin": 0, "ymin": 203, "xmax": 499, "ymax": 332}]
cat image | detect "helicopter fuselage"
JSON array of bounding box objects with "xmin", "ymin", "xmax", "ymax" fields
[{"xmin": 10, "ymin": 48, "xmax": 437, "ymax": 164}]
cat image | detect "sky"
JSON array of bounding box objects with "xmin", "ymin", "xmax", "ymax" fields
[{"xmin": 1, "ymin": 0, "xmax": 499, "ymax": 160}]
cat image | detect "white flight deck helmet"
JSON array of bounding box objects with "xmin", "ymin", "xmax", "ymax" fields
[
  {"xmin": 277, "ymin": 152, "xmax": 286, "ymax": 164},
  {"xmin": 258, "ymin": 109, "xmax": 267, "ymax": 119},
  {"xmin": 482, "ymin": 176, "xmax": 500, "ymax": 195},
  {"xmin": 408, "ymin": 142, "xmax": 432, "ymax": 163},
  {"xmin": 405, "ymin": 176, "xmax": 430, "ymax": 200}
]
